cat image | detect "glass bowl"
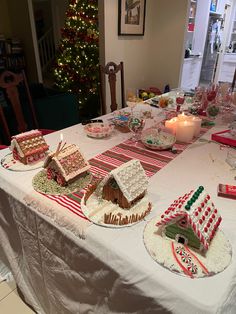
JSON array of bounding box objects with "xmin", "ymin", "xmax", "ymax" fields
[{"xmin": 141, "ymin": 128, "xmax": 176, "ymax": 150}]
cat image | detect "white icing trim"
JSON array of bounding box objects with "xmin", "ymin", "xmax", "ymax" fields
[{"xmin": 110, "ymin": 159, "xmax": 148, "ymax": 202}]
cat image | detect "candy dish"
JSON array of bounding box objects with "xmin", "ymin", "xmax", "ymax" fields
[
  {"xmin": 111, "ymin": 112, "xmax": 131, "ymax": 133},
  {"xmin": 141, "ymin": 128, "xmax": 176, "ymax": 150},
  {"xmin": 84, "ymin": 122, "xmax": 114, "ymax": 138}
]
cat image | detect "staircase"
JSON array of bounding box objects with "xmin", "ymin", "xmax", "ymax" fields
[{"xmin": 38, "ymin": 28, "xmax": 55, "ymax": 74}]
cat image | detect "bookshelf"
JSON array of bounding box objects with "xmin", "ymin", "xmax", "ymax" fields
[{"xmin": 0, "ymin": 35, "xmax": 25, "ymax": 72}]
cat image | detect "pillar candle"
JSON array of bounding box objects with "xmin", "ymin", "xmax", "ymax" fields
[
  {"xmin": 176, "ymin": 120, "xmax": 195, "ymax": 143},
  {"xmin": 165, "ymin": 118, "xmax": 178, "ymax": 134},
  {"xmin": 189, "ymin": 116, "xmax": 202, "ymax": 137},
  {"xmin": 177, "ymin": 112, "xmax": 188, "ymax": 121}
]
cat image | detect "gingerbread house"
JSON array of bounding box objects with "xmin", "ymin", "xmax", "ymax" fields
[
  {"xmin": 97, "ymin": 159, "xmax": 148, "ymax": 209},
  {"xmin": 156, "ymin": 186, "xmax": 222, "ymax": 253},
  {"xmin": 10, "ymin": 129, "xmax": 49, "ymax": 164},
  {"xmin": 44, "ymin": 143, "xmax": 90, "ymax": 186}
]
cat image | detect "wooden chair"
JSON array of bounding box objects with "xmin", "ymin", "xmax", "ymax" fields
[
  {"xmin": 99, "ymin": 61, "xmax": 125, "ymax": 114},
  {"xmin": 0, "ymin": 70, "xmax": 54, "ymax": 144}
]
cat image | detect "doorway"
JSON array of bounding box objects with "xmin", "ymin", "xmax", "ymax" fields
[
  {"xmin": 27, "ymin": 0, "xmax": 68, "ymax": 85},
  {"xmin": 199, "ymin": 3, "xmax": 232, "ymax": 86}
]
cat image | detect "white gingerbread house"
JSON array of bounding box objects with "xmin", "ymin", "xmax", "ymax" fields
[
  {"xmin": 97, "ymin": 159, "xmax": 148, "ymax": 209},
  {"xmin": 156, "ymin": 186, "xmax": 222, "ymax": 252}
]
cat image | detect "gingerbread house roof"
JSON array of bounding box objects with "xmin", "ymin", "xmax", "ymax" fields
[
  {"xmin": 44, "ymin": 144, "xmax": 90, "ymax": 181},
  {"xmin": 99, "ymin": 159, "xmax": 148, "ymax": 203},
  {"xmin": 156, "ymin": 186, "xmax": 222, "ymax": 250},
  {"xmin": 10, "ymin": 129, "xmax": 49, "ymax": 157}
]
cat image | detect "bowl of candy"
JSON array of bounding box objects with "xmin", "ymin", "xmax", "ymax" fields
[
  {"xmin": 84, "ymin": 122, "xmax": 114, "ymax": 138},
  {"xmin": 111, "ymin": 111, "xmax": 131, "ymax": 133},
  {"xmin": 141, "ymin": 127, "xmax": 176, "ymax": 150}
]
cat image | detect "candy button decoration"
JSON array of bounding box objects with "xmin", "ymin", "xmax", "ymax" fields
[
  {"xmin": 187, "ymin": 263, "xmax": 198, "ymax": 274},
  {"xmin": 175, "ymin": 246, "xmax": 186, "ymax": 256},
  {"xmin": 181, "ymin": 253, "xmax": 192, "ymax": 264}
]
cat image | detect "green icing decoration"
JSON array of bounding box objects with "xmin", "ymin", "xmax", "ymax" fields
[{"xmin": 165, "ymin": 224, "xmax": 200, "ymax": 249}]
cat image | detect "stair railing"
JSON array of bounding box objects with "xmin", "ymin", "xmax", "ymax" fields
[{"xmin": 38, "ymin": 28, "xmax": 55, "ymax": 73}]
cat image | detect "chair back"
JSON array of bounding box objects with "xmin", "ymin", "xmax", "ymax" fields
[
  {"xmin": 0, "ymin": 70, "xmax": 39, "ymax": 143},
  {"xmin": 99, "ymin": 61, "xmax": 125, "ymax": 114}
]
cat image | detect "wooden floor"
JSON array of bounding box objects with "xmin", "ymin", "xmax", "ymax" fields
[{"xmin": 0, "ymin": 279, "xmax": 35, "ymax": 313}]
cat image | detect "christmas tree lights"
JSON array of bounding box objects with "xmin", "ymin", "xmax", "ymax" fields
[{"xmin": 54, "ymin": 0, "xmax": 99, "ymax": 112}]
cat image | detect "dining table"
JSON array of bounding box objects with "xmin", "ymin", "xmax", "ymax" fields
[{"xmin": 0, "ymin": 103, "xmax": 236, "ymax": 314}]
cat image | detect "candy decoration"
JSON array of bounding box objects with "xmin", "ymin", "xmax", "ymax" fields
[
  {"xmin": 184, "ymin": 245, "xmax": 209, "ymax": 275},
  {"xmin": 181, "ymin": 254, "xmax": 192, "ymax": 264},
  {"xmin": 175, "ymin": 246, "xmax": 186, "ymax": 256},
  {"xmin": 171, "ymin": 242, "xmax": 194, "ymax": 279},
  {"xmin": 187, "ymin": 263, "xmax": 198, "ymax": 274}
]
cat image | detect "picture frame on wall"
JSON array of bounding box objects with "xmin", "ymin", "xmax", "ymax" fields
[
  {"xmin": 210, "ymin": 0, "xmax": 218, "ymax": 12},
  {"xmin": 118, "ymin": 0, "xmax": 146, "ymax": 36}
]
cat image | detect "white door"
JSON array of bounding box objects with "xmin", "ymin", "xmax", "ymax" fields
[
  {"xmin": 214, "ymin": 3, "xmax": 233, "ymax": 83},
  {"xmin": 27, "ymin": 0, "xmax": 43, "ymax": 83}
]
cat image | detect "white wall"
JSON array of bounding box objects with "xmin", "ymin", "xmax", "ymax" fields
[{"xmin": 102, "ymin": 0, "xmax": 188, "ymax": 112}]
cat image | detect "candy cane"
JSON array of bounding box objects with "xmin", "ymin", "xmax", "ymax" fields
[{"xmin": 188, "ymin": 217, "xmax": 208, "ymax": 250}]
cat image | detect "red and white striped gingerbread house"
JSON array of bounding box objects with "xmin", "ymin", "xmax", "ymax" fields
[
  {"xmin": 10, "ymin": 129, "xmax": 49, "ymax": 165},
  {"xmin": 44, "ymin": 143, "xmax": 90, "ymax": 186},
  {"xmin": 156, "ymin": 186, "xmax": 222, "ymax": 253}
]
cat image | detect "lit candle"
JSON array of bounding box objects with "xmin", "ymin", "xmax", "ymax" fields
[
  {"xmin": 176, "ymin": 120, "xmax": 195, "ymax": 143},
  {"xmin": 188, "ymin": 116, "xmax": 202, "ymax": 137},
  {"xmin": 60, "ymin": 133, "xmax": 63, "ymax": 141},
  {"xmin": 177, "ymin": 112, "xmax": 188, "ymax": 121},
  {"xmin": 165, "ymin": 118, "xmax": 178, "ymax": 134}
]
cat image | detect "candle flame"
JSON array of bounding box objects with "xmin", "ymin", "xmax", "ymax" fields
[{"xmin": 60, "ymin": 133, "xmax": 63, "ymax": 141}]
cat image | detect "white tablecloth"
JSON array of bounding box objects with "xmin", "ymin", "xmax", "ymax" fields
[{"xmin": 0, "ymin": 114, "xmax": 236, "ymax": 314}]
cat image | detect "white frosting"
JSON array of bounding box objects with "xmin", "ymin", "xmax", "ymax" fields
[
  {"xmin": 144, "ymin": 216, "xmax": 232, "ymax": 278},
  {"xmin": 13, "ymin": 129, "xmax": 41, "ymax": 139},
  {"xmin": 81, "ymin": 191, "xmax": 150, "ymax": 228},
  {"xmin": 108, "ymin": 159, "xmax": 148, "ymax": 203}
]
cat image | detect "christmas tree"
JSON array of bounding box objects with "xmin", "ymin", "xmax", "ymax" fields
[{"xmin": 54, "ymin": 0, "xmax": 99, "ymax": 115}]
